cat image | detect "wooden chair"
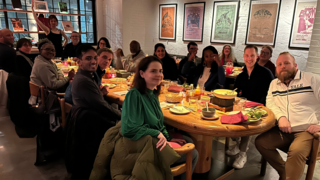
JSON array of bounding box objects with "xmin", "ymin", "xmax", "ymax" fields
[
  {"xmin": 29, "ymin": 81, "xmax": 45, "ymax": 104},
  {"xmin": 260, "ymin": 132, "xmax": 320, "ymax": 180},
  {"xmin": 171, "ymin": 143, "xmax": 195, "ymax": 180},
  {"xmin": 59, "ymin": 98, "xmax": 72, "ymax": 128}
]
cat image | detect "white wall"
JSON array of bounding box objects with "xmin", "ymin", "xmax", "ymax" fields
[
  {"xmin": 96, "ymin": 0, "xmax": 123, "ymax": 50},
  {"xmin": 123, "ymin": 0, "xmax": 310, "ymax": 71}
]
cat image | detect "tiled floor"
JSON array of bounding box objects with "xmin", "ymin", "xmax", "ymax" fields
[{"xmin": 0, "ymin": 107, "xmax": 319, "ymax": 180}]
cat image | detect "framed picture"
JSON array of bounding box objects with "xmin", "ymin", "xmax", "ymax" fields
[
  {"xmin": 183, "ymin": 2, "xmax": 205, "ymax": 42},
  {"xmin": 34, "ymin": 1, "xmax": 49, "ymax": 12},
  {"xmin": 289, "ymin": 0, "xmax": 317, "ymax": 49},
  {"xmin": 211, "ymin": 1, "xmax": 239, "ymax": 44},
  {"xmin": 159, "ymin": 4, "xmax": 177, "ymax": 40},
  {"xmin": 11, "ymin": 18, "xmax": 24, "ymax": 31},
  {"xmin": 245, "ymin": 0, "xmax": 281, "ymax": 46},
  {"xmin": 62, "ymin": 21, "xmax": 74, "ymax": 32},
  {"xmin": 58, "ymin": 2, "xmax": 68, "ymax": 13}
]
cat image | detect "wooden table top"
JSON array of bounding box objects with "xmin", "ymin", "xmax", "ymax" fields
[{"xmin": 106, "ymin": 81, "xmax": 276, "ymax": 137}]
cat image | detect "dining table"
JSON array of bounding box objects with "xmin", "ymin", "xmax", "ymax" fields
[{"xmin": 104, "ymin": 79, "xmax": 276, "ymax": 176}]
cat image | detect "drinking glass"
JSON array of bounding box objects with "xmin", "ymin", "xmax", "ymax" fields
[
  {"xmin": 233, "ymin": 97, "xmax": 247, "ymax": 111},
  {"xmin": 189, "ymin": 96, "xmax": 197, "ymax": 109},
  {"xmin": 171, "ymin": 81, "xmax": 178, "ymax": 86},
  {"xmin": 226, "ymin": 62, "xmax": 234, "ymax": 75},
  {"xmin": 185, "ymin": 90, "xmax": 194, "ymax": 102},
  {"xmin": 197, "ymin": 100, "xmax": 206, "ymax": 112}
]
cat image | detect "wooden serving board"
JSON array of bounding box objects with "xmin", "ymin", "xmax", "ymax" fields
[{"xmin": 209, "ymin": 103, "xmax": 233, "ymax": 112}]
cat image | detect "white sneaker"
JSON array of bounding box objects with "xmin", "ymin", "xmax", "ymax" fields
[
  {"xmin": 233, "ymin": 152, "xmax": 247, "ymax": 169},
  {"xmin": 226, "ymin": 145, "xmax": 240, "ymax": 156}
]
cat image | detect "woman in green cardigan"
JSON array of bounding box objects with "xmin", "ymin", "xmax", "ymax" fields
[{"xmin": 121, "ymin": 56, "xmax": 199, "ymax": 178}]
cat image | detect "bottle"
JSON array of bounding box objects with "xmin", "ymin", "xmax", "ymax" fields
[{"xmin": 194, "ymin": 85, "xmax": 201, "ymax": 99}]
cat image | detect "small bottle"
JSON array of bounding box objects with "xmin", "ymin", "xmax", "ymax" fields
[
  {"xmin": 194, "ymin": 85, "xmax": 201, "ymax": 99},
  {"xmin": 190, "ymin": 84, "xmax": 194, "ymax": 91}
]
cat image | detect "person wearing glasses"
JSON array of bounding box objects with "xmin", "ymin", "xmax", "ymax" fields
[
  {"xmin": 14, "ymin": 38, "xmax": 34, "ymax": 79},
  {"xmin": 178, "ymin": 41, "xmax": 199, "ymax": 84},
  {"xmin": 97, "ymin": 37, "xmax": 111, "ymax": 50},
  {"xmin": 258, "ymin": 45, "xmax": 276, "ymax": 77},
  {"xmin": 62, "ymin": 31, "xmax": 82, "ymax": 60},
  {"xmin": 30, "ymin": 39, "xmax": 74, "ymax": 97}
]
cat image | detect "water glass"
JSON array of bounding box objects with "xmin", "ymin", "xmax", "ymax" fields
[
  {"xmin": 171, "ymin": 81, "xmax": 178, "ymax": 86},
  {"xmin": 197, "ymin": 100, "xmax": 206, "ymax": 112},
  {"xmin": 233, "ymin": 97, "xmax": 247, "ymax": 111},
  {"xmin": 189, "ymin": 96, "xmax": 197, "ymax": 109}
]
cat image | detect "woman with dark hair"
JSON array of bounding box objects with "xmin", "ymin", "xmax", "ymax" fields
[
  {"xmin": 97, "ymin": 37, "xmax": 111, "ymax": 50},
  {"xmin": 182, "ymin": 45, "xmax": 225, "ymax": 91},
  {"xmin": 31, "ymin": 0, "xmax": 68, "ymax": 57},
  {"xmin": 153, "ymin": 43, "xmax": 178, "ymax": 81},
  {"xmin": 14, "ymin": 38, "xmax": 34, "ymax": 79},
  {"xmin": 121, "ymin": 56, "xmax": 198, "ymax": 179}
]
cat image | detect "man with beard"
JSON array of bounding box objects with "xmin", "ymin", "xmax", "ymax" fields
[
  {"xmin": 255, "ymin": 52, "xmax": 320, "ymax": 180},
  {"xmin": 62, "ymin": 31, "xmax": 82, "ymax": 60},
  {"xmin": 0, "ymin": 29, "xmax": 16, "ymax": 73}
]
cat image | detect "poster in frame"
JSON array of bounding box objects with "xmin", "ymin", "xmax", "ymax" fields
[
  {"xmin": 211, "ymin": 1, "xmax": 239, "ymax": 44},
  {"xmin": 289, "ymin": 0, "xmax": 317, "ymax": 49},
  {"xmin": 245, "ymin": 0, "xmax": 281, "ymax": 46},
  {"xmin": 159, "ymin": 4, "xmax": 177, "ymax": 40},
  {"xmin": 183, "ymin": 2, "xmax": 206, "ymax": 42}
]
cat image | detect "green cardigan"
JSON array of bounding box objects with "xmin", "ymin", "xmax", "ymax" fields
[{"xmin": 121, "ymin": 87, "xmax": 172, "ymax": 141}]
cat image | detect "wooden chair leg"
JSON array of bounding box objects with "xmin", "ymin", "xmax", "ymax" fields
[
  {"xmin": 306, "ymin": 138, "xmax": 319, "ymax": 180},
  {"xmin": 186, "ymin": 149, "xmax": 193, "ymax": 180},
  {"xmin": 225, "ymin": 137, "xmax": 230, "ymax": 150},
  {"xmin": 260, "ymin": 157, "xmax": 267, "ymax": 176}
]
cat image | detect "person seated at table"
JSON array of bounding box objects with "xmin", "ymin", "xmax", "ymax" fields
[
  {"xmin": 227, "ymin": 45, "xmax": 274, "ymax": 169},
  {"xmin": 97, "ymin": 37, "xmax": 111, "ymax": 50},
  {"xmin": 220, "ymin": 44, "xmax": 240, "ymax": 67},
  {"xmin": 14, "ymin": 38, "xmax": 34, "ymax": 80},
  {"xmin": 258, "ymin": 45, "xmax": 276, "ymax": 77},
  {"xmin": 113, "ymin": 48, "xmax": 124, "ymax": 69},
  {"xmin": 30, "ymin": 39, "xmax": 74, "ymax": 94},
  {"xmin": 0, "ymin": 28, "xmax": 16, "ymax": 73},
  {"xmin": 255, "ymin": 52, "xmax": 320, "ymax": 180},
  {"xmin": 62, "ymin": 31, "xmax": 82, "ymax": 60},
  {"xmin": 121, "ymin": 56, "xmax": 198, "ymax": 179},
  {"xmin": 72, "ymin": 44, "xmax": 121, "ymax": 119},
  {"xmin": 154, "ymin": 43, "xmax": 178, "ymax": 81},
  {"xmin": 179, "ymin": 41, "xmax": 198, "ymax": 84},
  {"xmin": 182, "ymin": 45, "xmax": 225, "ymax": 91},
  {"xmin": 65, "ymin": 47, "xmax": 113, "ymax": 105},
  {"xmin": 122, "ymin": 40, "xmax": 146, "ymax": 72}
]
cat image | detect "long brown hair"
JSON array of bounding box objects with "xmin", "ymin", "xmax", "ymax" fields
[{"xmin": 133, "ymin": 56, "xmax": 163, "ymax": 96}]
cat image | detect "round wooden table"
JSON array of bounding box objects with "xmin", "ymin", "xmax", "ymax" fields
[{"xmin": 106, "ymin": 86, "xmax": 276, "ymax": 174}]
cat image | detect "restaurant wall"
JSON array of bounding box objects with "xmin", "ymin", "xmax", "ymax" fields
[
  {"xmin": 96, "ymin": 0, "xmax": 123, "ymax": 50},
  {"xmin": 122, "ymin": 0, "xmax": 311, "ymax": 71}
]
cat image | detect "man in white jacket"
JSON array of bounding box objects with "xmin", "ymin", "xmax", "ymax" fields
[{"xmin": 255, "ymin": 52, "xmax": 320, "ymax": 180}]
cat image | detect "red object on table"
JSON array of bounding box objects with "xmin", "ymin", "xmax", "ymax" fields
[
  {"xmin": 226, "ymin": 66, "xmax": 233, "ymax": 75},
  {"xmin": 220, "ymin": 112, "xmax": 247, "ymax": 124},
  {"xmin": 245, "ymin": 102, "xmax": 263, "ymax": 107},
  {"xmin": 169, "ymin": 142, "xmax": 182, "ymax": 148},
  {"xmin": 168, "ymin": 85, "xmax": 184, "ymax": 93}
]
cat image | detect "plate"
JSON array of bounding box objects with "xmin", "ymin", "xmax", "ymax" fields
[
  {"xmin": 102, "ymin": 83, "xmax": 116, "ymax": 89},
  {"xmin": 110, "ymin": 78, "xmax": 126, "ymax": 83},
  {"xmin": 201, "ymin": 114, "xmax": 219, "ymax": 121},
  {"xmin": 169, "ymin": 106, "xmax": 190, "ymax": 115}
]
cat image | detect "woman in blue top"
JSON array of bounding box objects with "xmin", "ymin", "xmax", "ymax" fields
[{"xmin": 182, "ymin": 46, "xmax": 226, "ymax": 91}]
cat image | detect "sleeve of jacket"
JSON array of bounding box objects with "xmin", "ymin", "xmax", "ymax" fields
[
  {"xmin": 181, "ymin": 61, "xmax": 196, "ymax": 75},
  {"xmin": 266, "ymin": 80, "xmax": 287, "ymax": 121},
  {"xmin": 39, "ymin": 65, "xmax": 69, "ymax": 90},
  {"xmin": 62, "ymin": 44, "xmax": 69, "ymax": 60},
  {"xmin": 217, "ymin": 66, "xmax": 226, "ymax": 88},
  {"xmin": 311, "ymin": 73, "xmax": 320, "ymax": 102},
  {"xmin": 78, "ymin": 80, "xmax": 121, "ymax": 120},
  {"xmin": 260, "ymin": 69, "xmax": 274, "ymax": 105},
  {"xmin": 170, "ymin": 58, "xmax": 178, "ymax": 80},
  {"xmin": 15, "ymin": 55, "xmax": 32, "ymax": 77}
]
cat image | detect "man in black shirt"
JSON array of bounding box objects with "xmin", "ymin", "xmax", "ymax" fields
[
  {"xmin": 0, "ymin": 29, "xmax": 16, "ymax": 73},
  {"xmin": 62, "ymin": 31, "xmax": 82, "ymax": 60},
  {"xmin": 227, "ymin": 45, "xmax": 274, "ymax": 169},
  {"xmin": 179, "ymin": 41, "xmax": 198, "ymax": 84}
]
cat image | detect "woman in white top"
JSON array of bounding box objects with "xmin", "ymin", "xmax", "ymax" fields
[{"xmin": 182, "ymin": 46, "xmax": 225, "ymax": 91}]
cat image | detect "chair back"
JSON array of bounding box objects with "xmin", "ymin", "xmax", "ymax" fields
[
  {"xmin": 29, "ymin": 81, "xmax": 45, "ymax": 104},
  {"xmin": 59, "ymin": 98, "xmax": 72, "ymax": 128},
  {"xmin": 171, "ymin": 143, "xmax": 195, "ymax": 180}
]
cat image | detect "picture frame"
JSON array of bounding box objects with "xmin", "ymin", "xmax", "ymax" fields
[
  {"xmin": 159, "ymin": 4, "xmax": 177, "ymax": 40},
  {"xmin": 62, "ymin": 21, "xmax": 74, "ymax": 32},
  {"xmin": 289, "ymin": 0, "xmax": 317, "ymax": 49},
  {"xmin": 245, "ymin": 0, "xmax": 281, "ymax": 46},
  {"xmin": 211, "ymin": 1, "xmax": 239, "ymax": 44},
  {"xmin": 183, "ymin": 2, "xmax": 206, "ymax": 42},
  {"xmin": 34, "ymin": 1, "xmax": 49, "ymax": 12},
  {"xmin": 58, "ymin": 2, "xmax": 68, "ymax": 14}
]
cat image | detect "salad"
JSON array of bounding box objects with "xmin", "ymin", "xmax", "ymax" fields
[{"xmin": 246, "ymin": 108, "xmax": 267, "ymax": 121}]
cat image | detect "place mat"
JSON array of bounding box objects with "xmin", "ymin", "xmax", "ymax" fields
[{"xmin": 113, "ymin": 91, "xmax": 128, "ymax": 96}]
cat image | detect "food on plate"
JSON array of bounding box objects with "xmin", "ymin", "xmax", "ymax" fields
[
  {"xmin": 110, "ymin": 78, "xmax": 127, "ymax": 83},
  {"xmin": 101, "ymin": 83, "xmax": 116, "ymax": 88},
  {"xmin": 245, "ymin": 108, "xmax": 267, "ymax": 120}
]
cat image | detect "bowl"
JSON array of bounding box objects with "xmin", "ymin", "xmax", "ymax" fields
[
  {"xmin": 165, "ymin": 93, "xmax": 183, "ymax": 103},
  {"xmin": 213, "ymin": 89, "xmax": 237, "ymax": 99},
  {"xmin": 202, "ymin": 108, "xmax": 216, "ymax": 118}
]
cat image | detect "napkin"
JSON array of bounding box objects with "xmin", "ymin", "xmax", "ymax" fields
[
  {"xmin": 220, "ymin": 112, "xmax": 247, "ymax": 124},
  {"xmin": 245, "ymin": 102, "xmax": 263, "ymax": 107},
  {"xmin": 168, "ymin": 85, "xmax": 184, "ymax": 93}
]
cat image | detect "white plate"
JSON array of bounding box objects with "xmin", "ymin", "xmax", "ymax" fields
[
  {"xmin": 102, "ymin": 83, "xmax": 116, "ymax": 89},
  {"xmin": 169, "ymin": 106, "xmax": 190, "ymax": 115}
]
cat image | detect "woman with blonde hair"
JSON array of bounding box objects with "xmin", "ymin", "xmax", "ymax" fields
[{"xmin": 220, "ymin": 44, "xmax": 240, "ymax": 66}]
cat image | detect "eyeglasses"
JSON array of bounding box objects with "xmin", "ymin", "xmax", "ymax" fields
[
  {"xmin": 41, "ymin": 48, "xmax": 55, "ymax": 53},
  {"xmin": 260, "ymin": 51, "xmax": 270, "ymax": 55},
  {"xmin": 71, "ymin": 36, "xmax": 79, "ymax": 38},
  {"xmin": 23, "ymin": 44, "xmax": 32, "ymax": 47}
]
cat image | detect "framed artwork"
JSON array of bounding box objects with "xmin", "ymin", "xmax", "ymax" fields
[
  {"xmin": 34, "ymin": 1, "xmax": 49, "ymax": 12},
  {"xmin": 11, "ymin": 18, "xmax": 24, "ymax": 31},
  {"xmin": 289, "ymin": 0, "xmax": 317, "ymax": 49},
  {"xmin": 183, "ymin": 2, "xmax": 205, "ymax": 42},
  {"xmin": 159, "ymin": 4, "xmax": 177, "ymax": 40},
  {"xmin": 211, "ymin": 1, "xmax": 239, "ymax": 44},
  {"xmin": 245, "ymin": 0, "xmax": 281, "ymax": 46}
]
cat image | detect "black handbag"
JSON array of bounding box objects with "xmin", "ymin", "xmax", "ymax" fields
[{"xmin": 44, "ymin": 90, "xmax": 61, "ymax": 115}]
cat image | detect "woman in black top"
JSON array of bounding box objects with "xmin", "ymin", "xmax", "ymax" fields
[
  {"xmin": 32, "ymin": 0, "xmax": 68, "ymax": 57},
  {"xmin": 153, "ymin": 43, "xmax": 178, "ymax": 81},
  {"xmin": 97, "ymin": 37, "xmax": 111, "ymax": 50},
  {"xmin": 15, "ymin": 38, "xmax": 34, "ymax": 79}
]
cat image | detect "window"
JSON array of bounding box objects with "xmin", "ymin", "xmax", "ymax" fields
[{"xmin": 0, "ymin": 0, "xmax": 96, "ymax": 45}]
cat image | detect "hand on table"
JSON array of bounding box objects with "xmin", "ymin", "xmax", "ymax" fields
[
  {"xmin": 100, "ymin": 85, "xmax": 109, "ymax": 95},
  {"xmin": 278, "ymin": 117, "xmax": 291, "ymax": 133},
  {"xmin": 68, "ymin": 69, "xmax": 75, "ymax": 79},
  {"xmin": 157, "ymin": 132, "xmax": 168, "ymax": 151},
  {"xmin": 307, "ymin": 125, "xmax": 320, "ymax": 134},
  {"xmin": 171, "ymin": 138, "xmax": 187, "ymax": 146},
  {"xmin": 188, "ymin": 52, "xmax": 196, "ymax": 62}
]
